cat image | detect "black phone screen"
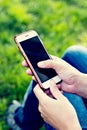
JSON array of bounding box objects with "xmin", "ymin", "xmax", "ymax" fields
[{"xmin": 20, "ymin": 36, "xmax": 57, "ymax": 83}]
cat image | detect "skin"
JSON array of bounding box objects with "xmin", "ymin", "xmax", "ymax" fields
[
  {"xmin": 22, "ymin": 56, "xmax": 87, "ymax": 130},
  {"xmin": 34, "ymin": 84, "xmax": 82, "ymax": 130}
]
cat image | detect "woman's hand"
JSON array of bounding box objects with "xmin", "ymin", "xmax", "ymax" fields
[
  {"xmin": 34, "ymin": 83, "xmax": 82, "ymax": 130},
  {"xmin": 38, "ymin": 57, "xmax": 87, "ymax": 98},
  {"xmin": 22, "ymin": 55, "xmax": 87, "ymax": 98}
]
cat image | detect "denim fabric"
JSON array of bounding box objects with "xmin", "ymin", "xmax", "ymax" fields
[
  {"xmin": 14, "ymin": 46, "xmax": 87, "ymax": 130},
  {"xmin": 14, "ymin": 81, "xmax": 44, "ymax": 130}
]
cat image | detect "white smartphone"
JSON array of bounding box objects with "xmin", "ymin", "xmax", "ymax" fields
[{"xmin": 14, "ymin": 30, "xmax": 61, "ymax": 90}]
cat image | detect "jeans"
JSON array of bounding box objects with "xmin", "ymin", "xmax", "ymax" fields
[{"xmin": 14, "ymin": 45, "xmax": 87, "ymax": 130}]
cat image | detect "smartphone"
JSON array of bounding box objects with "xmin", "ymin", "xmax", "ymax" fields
[{"xmin": 14, "ymin": 30, "xmax": 61, "ymax": 89}]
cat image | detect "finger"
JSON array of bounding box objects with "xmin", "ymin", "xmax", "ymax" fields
[
  {"xmin": 32, "ymin": 76, "xmax": 37, "ymax": 81},
  {"xmin": 56, "ymin": 84, "xmax": 61, "ymax": 90},
  {"xmin": 50, "ymin": 80, "xmax": 63, "ymax": 100},
  {"xmin": 22, "ymin": 60, "xmax": 28, "ymax": 67},
  {"xmin": 38, "ymin": 59, "xmax": 61, "ymax": 73},
  {"xmin": 38, "ymin": 58, "xmax": 70, "ymax": 73},
  {"xmin": 26, "ymin": 69, "xmax": 33, "ymax": 75},
  {"xmin": 56, "ymin": 84, "xmax": 64, "ymax": 94},
  {"xmin": 34, "ymin": 84, "xmax": 45, "ymax": 101},
  {"xmin": 34, "ymin": 84, "xmax": 49, "ymax": 102}
]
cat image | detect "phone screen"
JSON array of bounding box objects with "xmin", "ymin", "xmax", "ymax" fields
[{"xmin": 20, "ymin": 36, "xmax": 58, "ymax": 83}]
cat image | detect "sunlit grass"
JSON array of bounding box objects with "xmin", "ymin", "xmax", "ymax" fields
[{"xmin": 0, "ymin": 0, "xmax": 87, "ymax": 129}]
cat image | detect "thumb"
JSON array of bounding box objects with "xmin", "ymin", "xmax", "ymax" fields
[
  {"xmin": 50, "ymin": 81, "xmax": 63, "ymax": 100},
  {"xmin": 33, "ymin": 84, "xmax": 49, "ymax": 102},
  {"xmin": 38, "ymin": 59, "xmax": 60, "ymax": 72}
]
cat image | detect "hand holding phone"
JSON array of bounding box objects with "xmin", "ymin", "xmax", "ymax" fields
[{"xmin": 14, "ymin": 30, "xmax": 61, "ymax": 89}]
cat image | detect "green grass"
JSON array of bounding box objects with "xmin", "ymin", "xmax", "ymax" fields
[{"xmin": 0, "ymin": 0, "xmax": 87, "ymax": 129}]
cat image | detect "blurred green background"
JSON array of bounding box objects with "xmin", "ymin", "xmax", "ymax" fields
[{"xmin": 0, "ymin": 0, "xmax": 87, "ymax": 129}]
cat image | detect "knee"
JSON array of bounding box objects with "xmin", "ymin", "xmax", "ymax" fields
[
  {"xmin": 64, "ymin": 45, "xmax": 83, "ymax": 55},
  {"xmin": 62, "ymin": 45, "xmax": 85, "ymax": 59}
]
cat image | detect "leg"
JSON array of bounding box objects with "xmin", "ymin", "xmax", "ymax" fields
[
  {"xmin": 62, "ymin": 45, "xmax": 87, "ymax": 73},
  {"xmin": 14, "ymin": 81, "xmax": 44, "ymax": 130}
]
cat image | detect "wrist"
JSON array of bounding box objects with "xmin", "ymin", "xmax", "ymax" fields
[
  {"xmin": 61, "ymin": 121, "xmax": 82, "ymax": 130},
  {"xmin": 56, "ymin": 118, "xmax": 82, "ymax": 130},
  {"xmin": 75, "ymin": 73, "xmax": 87, "ymax": 98},
  {"xmin": 60, "ymin": 109, "xmax": 82, "ymax": 130},
  {"xmin": 67, "ymin": 124, "xmax": 82, "ymax": 130}
]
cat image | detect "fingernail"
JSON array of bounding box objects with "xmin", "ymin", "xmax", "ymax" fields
[{"xmin": 38, "ymin": 62, "xmax": 44, "ymax": 67}]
